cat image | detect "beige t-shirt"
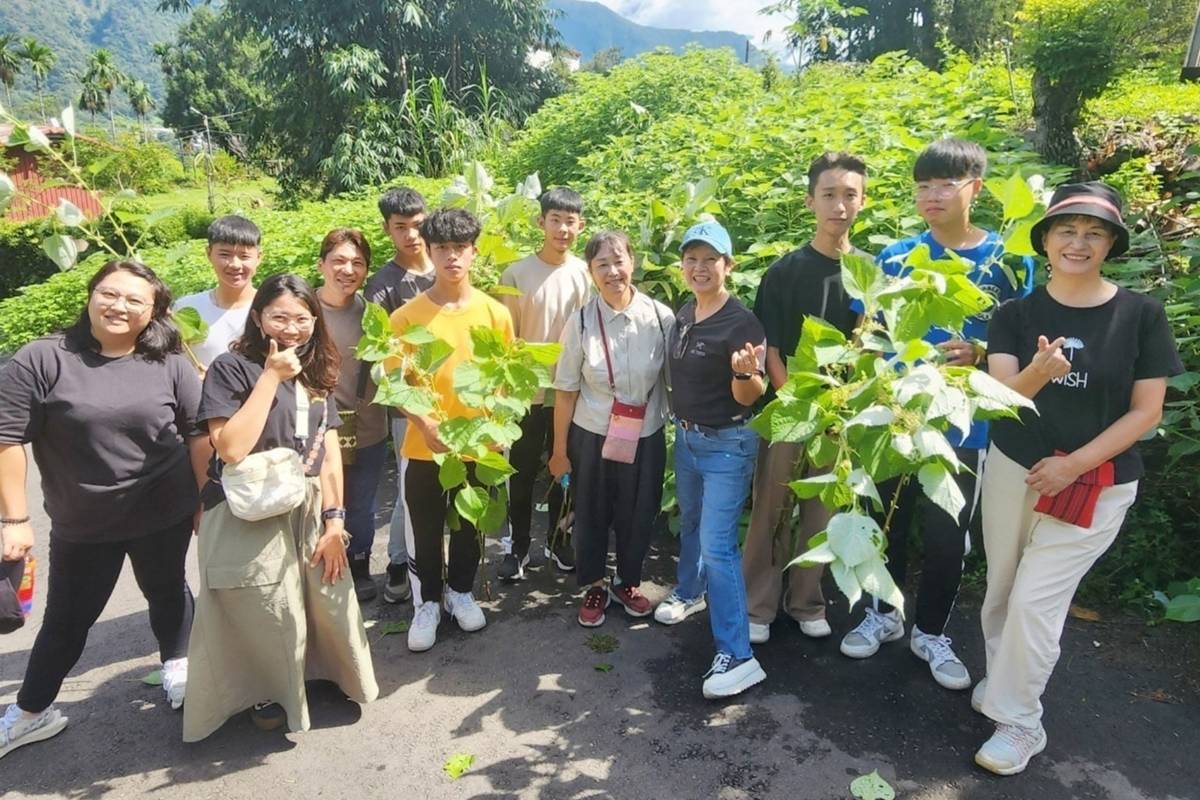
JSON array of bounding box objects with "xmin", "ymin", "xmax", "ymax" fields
[
  {"xmin": 499, "ymin": 253, "xmax": 592, "ymax": 404},
  {"xmin": 554, "ymin": 292, "xmax": 674, "ymax": 438},
  {"xmin": 319, "ymin": 294, "xmax": 388, "ymax": 449}
]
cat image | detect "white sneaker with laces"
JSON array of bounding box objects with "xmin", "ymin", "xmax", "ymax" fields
[
  {"xmin": 839, "ymin": 607, "xmax": 904, "ymax": 658},
  {"xmin": 701, "ymin": 652, "xmax": 766, "ymax": 699},
  {"xmin": 0, "ymin": 703, "xmax": 69, "ymax": 760},
  {"xmin": 971, "ymin": 678, "xmax": 988, "ymax": 714},
  {"xmin": 975, "ymin": 722, "xmax": 1047, "ymax": 776},
  {"xmin": 444, "ymin": 589, "xmax": 486, "ymax": 632},
  {"xmin": 749, "ymin": 622, "xmax": 770, "ymax": 644},
  {"xmin": 653, "ymin": 590, "xmax": 707, "ymax": 625},
  {"xmin": 910, "ymin": 627, "xmax": 971, "ymax": 690},
  {"xmin": 162, "ymin": 657, "xmax": 188, "ymax": 710},
  {"xmin": 797, "ymin": 618, "xmax": 832, "ymax": 638},
  {"xmin": 408, "ymin": 600, "xmax": 441, "ymax": 652}
]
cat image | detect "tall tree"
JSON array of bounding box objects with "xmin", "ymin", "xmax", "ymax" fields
[
  {"xmin": 77, "ymin": 75, "xmax": 105, "ymax": 125},
  {"xmin": 84, "ymin": 49, "xmax": 125, "ymax": 141},
  {"xmin": 124, "ymin": 78, "xmax": 155, "ymax": 139},
  {"xmin": 18, "ymin": 38, "xmax": 56, "ymax": 122},
  {"xmin": 0, "ymin": 34, "xmax": 21, "ymax": 110}
]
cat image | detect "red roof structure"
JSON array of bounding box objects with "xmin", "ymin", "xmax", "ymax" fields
[{"xmin": 1, "ymin": 125, "xmax": 104, "ymax": 224}]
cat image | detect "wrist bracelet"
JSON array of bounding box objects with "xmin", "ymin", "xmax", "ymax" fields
[
  {"xmin": 321, "ymin": 507, "xmax": 346, "ymax": 521},
  {"xmin": 1, "ymin": 516, "xmax": 30, "ymax": 526}
]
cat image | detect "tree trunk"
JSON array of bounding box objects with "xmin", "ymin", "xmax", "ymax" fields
[
  {"xmin": 36, "ymin": 81, "xmax": 46, "ymax": 122},
  {"xmin": 1031, "ymin": 71, "xmax": 1083, "ymax": 171},
  {"xmin": 107, "ymin": 95, "xmax": 117, "ymax": 141}
]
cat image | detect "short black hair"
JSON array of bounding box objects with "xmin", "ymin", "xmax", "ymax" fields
[
  {"xmin": 912, "ymin": 138, "xmax": 987, "ymax": 182},
  {"xmin": 378, "ymin": 186, "xmax": 427, "ymax": 221},
  {"xmin": 540, "ymin": 187, "xmax": 584, "ymax": 216},
  {"xmin": 807, "ymin": 152, "xmax": 867, "ymax": 196},
  {"xmin": 420, "ymin": 208, "xmax": 481, "ymax": 246},
  {"xmin": 207, "ymin": 215, "xmax": 261, "ymax": 248}
]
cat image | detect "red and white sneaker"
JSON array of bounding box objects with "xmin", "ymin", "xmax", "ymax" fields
[
  {"xmin": 578, "ymin": 586, "xmax": 610, "ymax": 627},
  {"xmin": 609, "ymin": 583, "xmax": 652, "ymax": 617}
]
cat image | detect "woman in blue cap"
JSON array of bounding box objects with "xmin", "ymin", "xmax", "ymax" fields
[
  {"xmin": 974, "ymin": 182, "xmax": 1181, "ymax": 775},
  {"xmin": 653, "ymin": 220, "xmax": 768, "ymax": 699}
]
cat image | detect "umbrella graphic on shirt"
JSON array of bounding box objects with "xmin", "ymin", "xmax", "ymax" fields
[{"xmin": 1062, "ymin": 337, "xmax": 1084, "ymax": 361}]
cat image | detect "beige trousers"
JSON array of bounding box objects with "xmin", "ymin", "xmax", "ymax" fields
[
  {"xmin": 741, "ymin": 440, "xmax": 828, "ymax": 624},
  {"xmin": 979, "ymin": 445, "xmax": 1136, "ymax": 729}
]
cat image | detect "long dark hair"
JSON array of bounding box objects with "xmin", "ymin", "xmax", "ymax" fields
[
  {"xmin": 65, "ymin": 260, "xmax": 181, "ymax": 362},
  {"xmin": 231, "ymin": 273, "xmax": 340, "ymax": 394}
]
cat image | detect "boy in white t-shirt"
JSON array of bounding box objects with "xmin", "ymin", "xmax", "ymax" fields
[
  {"xmin": 174, "ymin": 215, "xmax": 262, "ymax": 370},
  {"xmin": 496, "ymin": 187, "xmax": 591, "ymax": 582}
]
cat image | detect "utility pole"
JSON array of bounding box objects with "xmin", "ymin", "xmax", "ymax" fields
[
  {"xmin": 1184, "ymin": 1, "xmax": 1200, "ymax": 81},
  {"xmin": 190, "ymin": 106, "xmax": 215, "ymax": 214}
]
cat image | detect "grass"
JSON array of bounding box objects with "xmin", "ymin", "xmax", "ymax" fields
[{"xmin": 138, "ymin": 177, "xmax": 278, "ymax": 214}]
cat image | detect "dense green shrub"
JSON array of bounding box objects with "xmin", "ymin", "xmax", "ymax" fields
[
  {"xmin": 0, "ymin": 220, "xmax": 58, "ymax": 300},
  {"xmin": 41, "ymin": 136, "xmax": 189, "ymax": 195}
]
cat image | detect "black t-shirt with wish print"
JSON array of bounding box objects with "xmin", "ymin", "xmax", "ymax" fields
[
  {"xmin": 987, "ymin": 286, "xmax": 1182, "ymax": 484},
  {"xmin": 668, "ymin": 296, "xmax": 766, "ymax": 428},
  {"xmin": 199, "ymin": 350, "xmax": 341, "ymax": 505}
]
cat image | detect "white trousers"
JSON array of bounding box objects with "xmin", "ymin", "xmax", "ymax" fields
[{"xmin": 979, "ymin": 445, "xmax": 1137, "ymax": 728}]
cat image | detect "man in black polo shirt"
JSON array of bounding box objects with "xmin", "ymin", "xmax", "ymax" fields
[{"xmin": 743, "ymin": 151, "xmax": 867, "ymax": 644}]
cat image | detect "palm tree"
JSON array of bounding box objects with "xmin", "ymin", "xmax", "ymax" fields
[
  {"xmin": 124, "ymin": 79, "xmax": 155, "ymax": 140},
  {"xmin": 18, "ymin": 38, "xmax": 56, "ymax": 122},
  {"xmin": 83, "ymin": 49, "xmax": 124, "ymax": 141},
  {"xmin": 78, "ymin": 76, "xmax": 106, "ymax": 126},
  {"xmin": 0, "ymin": 35, "xmax": 21, "ymax": 110}
]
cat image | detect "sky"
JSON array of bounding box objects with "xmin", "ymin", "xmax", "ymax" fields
[{"xmin": 591, "ymin": 0, "xmax": 792, "ymax": 55}]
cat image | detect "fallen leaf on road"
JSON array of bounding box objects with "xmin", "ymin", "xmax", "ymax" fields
[
  {"xmin": 1069, "ymin": 604, "xmax": 1102, "ymax": 622},
  {"xmin": 850, "ymin": 770, "xmax": 895, "ymax": 800},
  {"xmin": 141, "ymin": 670, "xmax": 163, "ymax": 686},
  {"xmin": 444, "ymin": 752, "xmax": 475, "ymax": 780},
  {"xmin": 594, "ymin": 663, "xmax": 614, "ymax": 673},
  {"xmin": 381, "ymin": 621, "xmax": 410, "ymax": 635},
  {"xmin": 1131, "ymin": 689, "xmax": 1180, "ymax": 704}
]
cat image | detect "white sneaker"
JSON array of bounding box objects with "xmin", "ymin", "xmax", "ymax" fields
[
  {"xmin": 408, "ymin": 600, "xmax": 441, "ymax": 652},
  {"xmin": 444, "ymin": 589, "xmax": 486, "ymax": 632},
  {"xmin": 0, "ymin": 703, "xmax": 69, "ymax": 760},
  {"xmin": 839, "ymin": 607, "xmax": 904, "ymax": 658},
  {"xmin": 749, "ymin": 622, "xmax": 770, "ymax": 644},
  {"xmin": 701, "ymin": 652, "xmax": 766, "ymax": 699},
  {"xmin": 975, "ymin": 722, "xmax": 1047, "ymax": 776},
  {"xmin": 971, "ymin": 678, "xmax": 988, "ymax": 714},
  {"xmin": 910, "ymin": 627, "xmax": 971, "ymax": 690},
  {"xmin": 653, "ymin": 590, "xmax": 707, "ymax": 625},
  {"xmin": 162, "ymin": 657, "xmax": 188, "ymax": 710},
  {"xmin": 797, "ymin": 618, "xmax": 832, "ymax": 638}
]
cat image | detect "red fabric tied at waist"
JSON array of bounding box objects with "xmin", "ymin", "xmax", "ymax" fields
[{"xmin": 1033, "ymin": 451, "xmax": 1115, "ymax": 528}]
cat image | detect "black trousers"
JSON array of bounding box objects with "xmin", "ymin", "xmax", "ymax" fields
[
  {"xmin": 568, "ymin": 423, "xmax": 666, "ymax": 588},
  {"xmin": 404, "ymin": 458, "xmax": 481, "ymax": 606},
  {"xmin": 19, "ymin": 516, "xmax": 194, "ymax": 713},
  {"xmin": 507, "ymin": 404, "xmax": 565, "ymax": 558},
  {"xmin": 875, "ymin": 447, "xmax": 982, "ymax": 635}
]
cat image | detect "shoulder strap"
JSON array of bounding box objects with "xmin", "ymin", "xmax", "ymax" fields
[{"xmin": 595, "ymin": 303, "xmax": 617, "ymax": 393}]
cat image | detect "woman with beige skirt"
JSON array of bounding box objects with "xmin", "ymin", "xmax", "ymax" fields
[{"xmin": 183, "ymin": 274, "xmax": 377, "ymax": 742}]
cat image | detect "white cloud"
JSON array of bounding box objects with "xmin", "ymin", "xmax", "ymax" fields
[{"xmin": 592, "ymin": 0, "xmax": 792, "ymax": 55}]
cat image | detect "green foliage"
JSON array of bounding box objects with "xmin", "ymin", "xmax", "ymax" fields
[
  {"xmin": 442, "ymin": 753, "xmax": 475, "ymax": 780},
  {"xmin": 0, "ymin": 219, "xmax": 57, "ymax": 299},
  {"xmin": 1153, "ymin": 579, "xmax": 1200, "ymax": 624},
  {"xmin": 850, "ymin": 770, "xmax": 895, "ymax": 800},
  {"xmin": 499, "ymin": 48, "xmax": 761, "ymax": 188}
]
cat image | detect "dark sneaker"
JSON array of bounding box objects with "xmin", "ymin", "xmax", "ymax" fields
[
  {"xmin": 349, "ymin": 554, "xmax": 378, "ymax": 603},
  {"xmin": 702, "ymin": 653, "xmax": 766, "ymax": 699},
  {"xmin": 578, "ymin": 586, "xmax": 610, "ymax": 627},
  {"xmin": 497, "ymin": 552, "xmax": 530, "ymax": 582},
  {"xmin": 250, "ymin": 702, "xmax": 286, "ymax": 731},
  {"xmin": 383, "ymin": 563, "xmax": 411, "ymax": 604},
  {"xmin": 544, "ymin": 538, "xmax": 575, "ymax": 572},
  {"xmin": 609, "ymin": 583, "xmax": 652, "ymax": 617}
]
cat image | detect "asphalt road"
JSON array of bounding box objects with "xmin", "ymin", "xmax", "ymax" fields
[{"xmin": 2, "ymin": 451, "xmax": 1196, "ymax": 799}]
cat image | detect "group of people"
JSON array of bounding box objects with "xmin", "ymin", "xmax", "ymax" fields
[{"xmin": 0, "ymin": 137, "xmax": 1181, "ymax": 778}]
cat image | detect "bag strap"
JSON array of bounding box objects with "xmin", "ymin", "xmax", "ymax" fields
[
  {"xmin": 595, "ymin": 302, "xmax": 617, "ymax": 393},
  {"xmin": 294, "ymin": 384, "xmax": 329, "ymax": 473}
]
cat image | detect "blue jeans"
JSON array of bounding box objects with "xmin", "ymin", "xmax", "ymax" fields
[
  {"xmin": 386, "ymin": 417, "xmax": 410, "ymax": 565},
  {"xmin": 345, "ymin": 439, "xmax": 389, "ymax": 557},
  {"xmin": 674, "ymin": 421, "xmax": 759, "ymax": 660}
]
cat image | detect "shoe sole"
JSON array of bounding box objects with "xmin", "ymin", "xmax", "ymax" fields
[
  {"xmin": 840, "ymin": 625, "xmax": 905, "ymax": 659},
  {"xmin": 971, "ymin": 681, "xmax": 987, "ymax": 714},
  {"xmin": 654, "ymin": 599, "xmax": 707, "ymax": 626},
  {"xmin": 703, "ymin": 663, "xmax": 767, "ymax": 699},
  {"xmin": 355, "ymin": 587, "xmax": 379, "ymax": 603},
  {"xmin": 910, "ymin": 638, "xmax": 972, "ymax": 690},
  {"xmin": 797, "ymin": 621, "xmax": 832, "ymax": 639},
  {"xmin": 250, "ymin": 707, "xmax": 286, "ymax": 732},
  {"xmin": 544, "ymin": 546, "xmax": 575, "ymax": 572},
  {"xmin": 749, "ymin": 625, "xmax": 770, "ymax": 645},
  {"xmin": 383, "ymin": 585, "xmax": 412, "ymax": 604},
  {"xmin": 498, "ymin": 557, "xmax": 530, "ymax": 583},
  {"xmin": 0, "ymin": 713, "xmax": 69, "ymax": 759},
  {"xmin": 974, "ymin": 733, "xmax": 1047, "ymax": 776},
  {"xmin": 407, "ymin": 637, "xmax": 436, "ymax": 653},
  {"xmin": 609, "ymin": 593, "xmax": 653, "ymax": 618}
]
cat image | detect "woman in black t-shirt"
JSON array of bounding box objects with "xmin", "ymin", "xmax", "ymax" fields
[
  {"xmin": 974, "ymin": 183, "xmax": 1182, "ymax": 776},
  {"xmin": 182, "ymin": 274, "xmax": 377, "ymax": 742},
  {"xmin": 0, "ymin": 261, "xmax": 205, "ymax": 759},
  {"xmin": 653, "ymin": 221, "xmax": 768, "ymax": 701}
]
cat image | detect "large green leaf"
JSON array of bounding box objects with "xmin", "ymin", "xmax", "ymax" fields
[
  {"xmin": 826, "ymin": 512, "xmax": 881, "ymax": 568},
  {"xmin": 42, "ymin": 234, "xmax": 78, "ymax": 271},
  {"xmin": 840, "ymin": 252, "xmax": 882, "ymax": 302},
  {"xmin": 437, "ymin": 454, "xmax": 468, "ymax": 491},
  {"xmin": 917, "ymin": 461, "xmax": 966, "ymax": 521},
  {"xmin": 986, "ymin": 172, "xmax": 1036, "ymax": 221},
  {"xmin": 453, "ymin": 485, "xmax": 488, "ymax": 526},
  {"xmin": 473, "ymin": 450, "xmax": 515, "ymax": 486},
  {"xmin": 173, "ymin": 306, "xmax": 209, "ymax": 345},
  {"xmin": 1164, "ymin": 594, "xmax": 1200, "ymax": 623}
]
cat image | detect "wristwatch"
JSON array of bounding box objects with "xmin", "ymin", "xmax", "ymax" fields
[
  {"xmin": 321, "ymin": 507, "xmax": 346, "ymax": 521},
  {"xmin": 734, "ymin": 370, "xmax": 764, "ymax": 381}
]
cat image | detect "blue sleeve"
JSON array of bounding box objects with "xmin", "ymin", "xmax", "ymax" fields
[{"xmin": 1019, "ymin": 255, "xmax": 1035, "ymax": 298}]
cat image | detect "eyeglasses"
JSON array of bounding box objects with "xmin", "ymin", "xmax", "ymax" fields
[
  {"xmin": 672, "ymin": 322, "xmax": 693, "ymax": 361},
  {"xmin": 94, "ymin": 287, "xmax": 151, "ymax": 314},
  {"xmin": 262, "ymin": 313, "xmax": 316, "ymax": 331},
  {"xmin": 914, "ymin": 179, "xmax": 971, "ymax": 200}
]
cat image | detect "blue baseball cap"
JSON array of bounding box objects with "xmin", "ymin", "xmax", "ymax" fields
[{"xmin": 680, "ymin": 221, "xmax": 733, "ymax": 257}]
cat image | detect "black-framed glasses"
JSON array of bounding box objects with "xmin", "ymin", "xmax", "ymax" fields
[{"xmin": 672, "ymin": 322, "xmax": 693, "ymax": 360}]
